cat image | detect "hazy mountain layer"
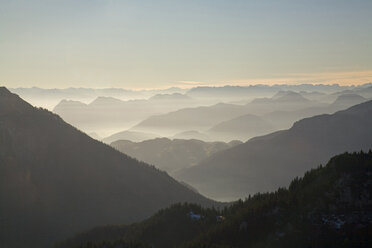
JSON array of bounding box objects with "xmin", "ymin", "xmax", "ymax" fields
[
  {"xmin": 176, "ymin": 100, "xmax": 372, "ymax": 201},
  {"xmin": 132, "ymin": 91, "xmax": 322, "ymax": 138},
  {"xmin": 53, "ymin": 93, "xmax": 200, "ymax": 136},
  {"xmin": 0, "ymin": 87, "xmax": 216, "ymax": 248},
  {"xmin": 102, "ymin": 130, "xmax": 160, "ymax": 143},
  {"xmin": 208, "ymin": 114, "xmax": 276, "ymax": 142},
  {"xmin": 111, "ymin": 138, "xmax": 242, "ymax": 175}
]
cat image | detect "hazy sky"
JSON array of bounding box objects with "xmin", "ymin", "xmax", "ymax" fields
[{"xmin": 1, "ymin": 0, "xmax": 371, "ymax": 89}]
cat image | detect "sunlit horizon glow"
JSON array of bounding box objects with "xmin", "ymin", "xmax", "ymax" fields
[{"xmin": 1, "ymin": 0, "xmax": 371, "ymax": 89}]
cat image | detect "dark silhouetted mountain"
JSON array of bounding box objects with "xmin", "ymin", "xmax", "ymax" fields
[
  {"xmin": 102, "ymin": 130, "xmax": 160, "ymax": 143},
  {"xmin": 176, "ymin": 100, "xmax": 372, "ymax": 201},
  {"xmin": 57, "ymin": 152, "xmax": 372, "ymax": 248},
  {"xmin": 88, "ymin": 132, "xmax": 101, "ymax": 140},
  {"xmin": 208, "ymin": 114, "xmax": 275, "ymax": 142},
  {"xmin": 0, "ymin": 87, "xmax": 216, "ymax": 248},
  {"xmin": 111, "ymin": 138, "xmax": 242, "ymax": 175}
]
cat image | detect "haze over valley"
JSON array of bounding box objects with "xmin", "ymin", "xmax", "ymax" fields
[{"xmin": 1, "ymin": 0, "xmax": 372, "ymax": 247}]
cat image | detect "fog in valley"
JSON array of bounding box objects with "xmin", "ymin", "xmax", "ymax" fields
[
  {"xmin": 1, "ymin": 0, "xmax": 372, "ymax": 247},
  {"xmin": 11, "ymin": 84, "xmax": 372, "ymax": 141}
]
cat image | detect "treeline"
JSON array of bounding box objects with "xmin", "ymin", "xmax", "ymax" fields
[{"xmin": 58, "ymin": 151, "xmax": 372, "ymax": 248}]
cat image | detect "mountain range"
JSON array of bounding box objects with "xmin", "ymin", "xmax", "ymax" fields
[
  {"xmin": 175, "ymin": 99, "xmax": 372, "ymax": 201},
  {"xmin": 57, "ymin": 151, "xmax": 372, "ymax": 248},
  {"xmin": 131, "ymin": 91, "xmax": 321, "ymax": 138},
  {"xmin": 111, "ymin": 138, "xmax": 242, "ymax": 175},
  {"xmin": 53, "ymin": 93, "xmax": 200, "ymax": 136},
  {"xmin": 0, "ymin": 87, "xmax": 216, "ymax": 248},
  {"xmin": 207, "ymin": 114, "xmax": 276, "ymax": 141}
]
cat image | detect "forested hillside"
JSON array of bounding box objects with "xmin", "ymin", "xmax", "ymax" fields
[
  {"xmin": 57, "ymin": 151, "xmax": 372, "ymax": 248},
  {"xmin": 0, "ymin": 87, "xmax": 216, "ymax": 248}
]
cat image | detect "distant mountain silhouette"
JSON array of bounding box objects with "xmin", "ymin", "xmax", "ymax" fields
[
  {"xmin": 111, "ymin": 138, "xmax": 242, "ymax": 175},
  {"xmin": 102, "ymin": 130, "xmax": 160, "ymax": 143},
  {"xmin": 53, "ymin": 93, "xmax": 199, "ymax": 135},
  {"xmin": 263, "ymin": 93, "xmax": 369, "ymax": 130},
  {"xmin": 176, "ymin": 100, "xmax": 372, "ymax": 201},
  {"xmin": 185, "ymin": 84, "xmax": 354, "ymax": 101},
  {"xmin": 9, "ymin": 87, "xmax": 189, "ymax": 110},
  {"xmin": 271, "ymin": 90, "xmax": 310, "ymax": 102},
  {"xmin": 0, "ymin": 87, "xmax": 216, "ymax": 248},
  {"xmin": 149, "ymin": 93, "xmax": 192, "ymax": 101},
  {"xmin": 208, "ymin": 114, "xmax": 275, "ymax": 141},
  {"xmin": 132, "ymin": 91, "xmax": 323, "ymax": 138},
  {"xmin": 172, "ymin": 130, "xmax": 212, "ymax": 141},
  {"xmin": 248, "ymin": 91, "xmax": 316, "ymax": 112},
  {"xmin": 330, "ymin": 93, "xmax": 367, "ymax": 108},
  {"xmin": 131, "ymin": 103, "xmax": 249, "ymax": 137},
  {"xmin": 57, "ymin": 152, "xmax": 372, "ymax": 248}
]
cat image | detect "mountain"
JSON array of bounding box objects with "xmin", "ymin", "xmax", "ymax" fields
[
  {"xmin": 271, "ymin": 90, "xmax": 310, "ymax": 102},
  {"xmin": 263, "ymin": 93, "xmax": 369, "ymax": 130},
  {"xmin": 131, "ymin": 92, "xmax": 324, "ymax": 138},
  {"xmin": 330, "ymin": 93, "xmax": 367, "ymax": 108},
  {"xmin": 149, "ymin": 93, "xmax": 191, "ymax": 101},
  {"xmin": 131, "ymin": 103, "xmax": 249, "ymax": 137},
  {"xmin": 176, "ymin": 100, "xmax": 372, "ymax": 201},
  {"xmin": 298, "ymin": 91, "xmax": 327, "ymax": 101},
  {"xmin": 208, "ymin": 114, "xmax": 276, "ymax": 142},
  {"xmin": 111, "ymin": 138, "xmax": 242, "ymax": 175},
  {"xmin": 57, "ymin": 152, "xmax": 372, "ymax": 248},
  {"xmin": 53, "ymin": 94, "xmax": 201, "ymax": 136},
  {"xmin": 185, "ymin": 84, "xmax": 355, "ymax": 101},
  {"xmin": 0, "ymin": 87, "xmax": 216, "ymax": 248},
  {"xmin": 102, "ymin": 130, "xmax": 160, "ymax": 143},
  {"xmin": 248, "ymin": 91, "xmax": 317, "ymax": 113},
  {"xmin": 53, "ymin": 97, "xmax": 153, "ymax": 134},
  {"xmin": 9, "ymin": 87, "xmax": 190, "ymax": 110},
  {"xmin": 172, "ymin": 130, "xmax": 211, "ymax": 141}
]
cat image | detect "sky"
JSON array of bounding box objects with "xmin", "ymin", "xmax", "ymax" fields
[{"xmin": 0, "ymin": 0, "xmax": 371, "ymax": 89}]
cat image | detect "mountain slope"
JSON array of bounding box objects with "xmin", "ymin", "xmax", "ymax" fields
[
  {"xmin": 208, "ymin": 114, "xmax": 275, "ymax": 141},
  {"xmin": 0, "ymin": 87, "xmax": 215, "ymax": 248},
  {"xmin": 132, "ymin": 91, "xmax": 323, "ymax": 138},
  {"xmin": 131, "ymin": 103, "xmax": 248, "ymax": 136},
  {"xmin": 53, "ymin": 93, "xmax": 197, "ymax": 135},
  {"xmin": 58, "ymin": 152, "xmax": 372, "ymax": 248},
  {"xmin": 176, "ymin": 100, "xmax": 372, "ymax": 201},
  {"xmin": 111, "ymin": 138, "xmax": 242, "ymax": 175},
  {"xmin": 102, "ymin": 130, "xmax": 160, "ymax": 143},
  {"xmin": 330, "ymin": 93, "xmax": 367, "ymax": 108}
]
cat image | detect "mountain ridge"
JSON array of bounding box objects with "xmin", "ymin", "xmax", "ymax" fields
[
  {"xmin": 0, "ymin": 87, "xmax": 217, "ymax": 248},
  {"xmin": 176, "ymin": 100, "xmax": 372, "ymax": 200}
]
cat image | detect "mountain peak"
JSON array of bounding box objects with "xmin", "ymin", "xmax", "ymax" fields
[
  {"xmin": 90, "ymin": 96, "xmax": 123, "ymax": 105},
  {"xmin": 332, "ymin": 93, "xmax": 366, "ymax": 106},
  {"xmin": 0, "ymin": 86, "xmax": 12, "ymax": 96},
  {"xmin": 271, "ymin": 91, "xmax": 309, "ymax": 102},
  {"xmin": 0, "ymin": 87, "xmax": 34, "ymax": 114}
]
